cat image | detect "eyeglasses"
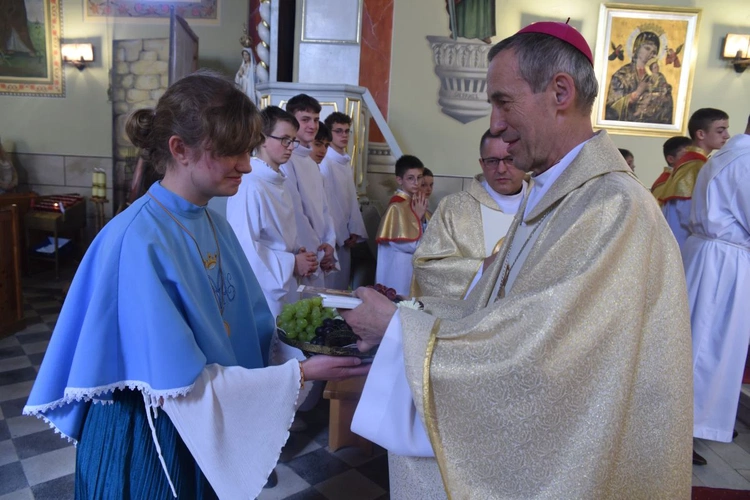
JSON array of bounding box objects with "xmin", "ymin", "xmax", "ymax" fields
[
  {"xmin": 266, "ymin": 135, "xmax": 300, "ymax": 148},
  {"xmin": 332, "ymin": 128, "xmax": 351, "ymax": 135},
  {"xmin": 481, "ymin": 156, "xmax": 513, "ymax": 168}
]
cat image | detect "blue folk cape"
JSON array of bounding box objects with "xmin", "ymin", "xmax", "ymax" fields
[{"xmin": 24, "ymin": 182, "xmax": 274, "ymax": 441}]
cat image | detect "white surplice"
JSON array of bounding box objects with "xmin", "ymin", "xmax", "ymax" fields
[
  {"xmin": 683, "ymin": 133, "xmax": 750, "ymax": 443},
  {"xmin": 226, "ymin": 158, "xmax": 299, "ymax": 318},
  {"xmin": 280, "ymin": 146, "xmax": 339, "ymax": 287},
  {"xmin": 376, "ymin": 240, "xmax": 419, "ymax": 296},
  {"xmin": 320, "ymin": 148, "xmax": 368, "ymax": 290}
]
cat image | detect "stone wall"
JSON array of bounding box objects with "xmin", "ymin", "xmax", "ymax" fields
[{"xmin": 112, "ymin": 38, "xmax": 169, "ymax": 210}]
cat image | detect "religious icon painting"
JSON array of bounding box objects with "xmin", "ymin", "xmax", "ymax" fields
[
  {"xmin": 0, "ymin": 0, "xmax": 64, "ymax": 97},
  {"xmin": 85, "ymin": 0, "xmax": 218, "ymax": 24},
  {"xmin": 593, "ymin": 4, "xmax": 701, "ymax": 137}
]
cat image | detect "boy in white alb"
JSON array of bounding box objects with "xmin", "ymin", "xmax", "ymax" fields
[
  {"xmin": 280, "ymin": 94, "xmax": 338, "ymax": 287},
  {"xmin": 226, "ymin": 106, "xmax": 318, "ymax": 318},
  {"xmin": 375, "ymin": 155, "xmax": 429, "ymax": 295},
  {"xmin": 320, "ymin": 112, "xmax": 368, "ymax": 290}
]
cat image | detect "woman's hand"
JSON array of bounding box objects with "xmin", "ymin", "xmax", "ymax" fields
[{"xmin": 301, "ymin": 355, "xmax": 371, "ymax": 381}]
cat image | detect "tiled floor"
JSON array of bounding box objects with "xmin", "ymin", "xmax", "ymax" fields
[
  {"xmin": 3, "ymin": 265, "xmax": 750, "ymax": 498},
  {"xmin": 0, "ymin": 266, "xmax": 388, "ymax": 500}
]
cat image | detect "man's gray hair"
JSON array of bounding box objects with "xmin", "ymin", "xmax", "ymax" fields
[{"xmin": 488, "ymin": 33, "xmax": 598, "ymax": 114}]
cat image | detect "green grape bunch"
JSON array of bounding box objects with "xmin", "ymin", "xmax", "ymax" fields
[{"xmin": 276, "ymin": 297, "xmax": 336, "ymax": 343}]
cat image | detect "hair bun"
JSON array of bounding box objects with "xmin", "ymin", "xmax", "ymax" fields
[{"xmin": 125, "ymin": 108, "xmax": 156, "ymax": 149}]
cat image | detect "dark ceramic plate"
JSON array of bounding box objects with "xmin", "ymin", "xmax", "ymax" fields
[{"xmin": 277, "ymin": 328, "xmax": 377, "ymax": 359}]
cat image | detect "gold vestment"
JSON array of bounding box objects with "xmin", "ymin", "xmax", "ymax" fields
[
  {"xmin": 658, "ymin": 146, "xmax": 708, "ymax": 202},
  {"xmin": 650, "ymin": 166, "xmax": 672, "ymax": 206},
  {"xmin": 376, "ymin": 192, "xmax": 429, "ymax": 244},
  {"xmin": 411, "ymin": 175, "xmax": 514, "ymax": 298},
  {"xmin": 399, "ymin": 131, "xmax": 692, "ymax": 499}
]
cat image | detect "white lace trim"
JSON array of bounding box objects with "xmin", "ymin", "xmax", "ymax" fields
[{"xmin": 22, "ymin": 379, "xmax": 195, "ymax": 442}]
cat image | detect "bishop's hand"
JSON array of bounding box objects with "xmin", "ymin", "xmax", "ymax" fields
[{"xmin": 340, "ymin": 287, "xmax": 397, "ymax": 352}]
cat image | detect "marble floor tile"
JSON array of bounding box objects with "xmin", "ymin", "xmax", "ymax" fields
[
  {"xmin": 0, "ymin": 369, "xmax": 37, "ymax": 387},
  {"xmin": 6, "ymin": 417, "xmax": 50, "ymax": 440},
  {"xmin": 0, "ymin": 358, "xmax": 32, "ymax": 374},
  {"xmin": 282, "ymin": 488, "xmax": 327, "ymax": 500},
  {"xmin": 0, "ymin": 337, "xmax": 20, "ymax": 349},
  {"xmin": 30, "ymin": 473, "xmax": 74, "ymax": 500},
  {"xmin": 0, "ymin": 383, "xmax": 33, "ymax": 404},
  {"xmin": 314, "ymin": 469, "xmax": 385, "ymax": 500},
  {"xmin": 0, "ymin": 462, "xmax": 28, "ymax": 496},
  {"xmin": 15, "ymin": 334, "xmax": 52, "ymax": 347},
  {"xmin": 705, "ymin": 440, "xmax": 750, "ymax": 470},
  {"xmin": 13, "ymin": 430, "xmax": 72, "ymax": 461},
  {"xmin": 356, "ymin": 454, "xmax": 389, "ymax": 490},
  {"xmin": 0, "ymin": 488, "xmax": 34, "ymax": 500},
  {"xmin": 0, "ymin": 399, "xmax": 28, "ymax": 420},
  {"xmin": 286, "ymin": 448, "xmax": 350, "ymax": 486},
  {"xmin": 20, "ymin": 447, "xmax": 76, "ymax": 487},
  {"xmin": 0, "ymin": 347, "xmax": 25, "ymax": 360},
  {"xmin": 693, "ymin": 439, "xmax": 750, "ymax": 490},
  {"xmin": 20, "ymin": 343, "xmax": 48, "ymax": 356},
  {"xmin": 16, "ymin": 324, "xmax": 49, "ymax": 336},
  {"xmin": 0, "ymin": 440, "xmax": 19, "ymax": 467},
  {"xmin": 257, "ymin": 464, "xmax": 310, "ymax": 500}
]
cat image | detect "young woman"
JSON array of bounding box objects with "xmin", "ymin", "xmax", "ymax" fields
[{"xmin": 24, "ymin": 71, "xmax": 368, "ymax": 499}]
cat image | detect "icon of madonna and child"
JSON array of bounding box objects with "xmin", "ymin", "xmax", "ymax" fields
[{"xmin": 605, "ymin": 25, "xmax": 682, "ymax": 125}]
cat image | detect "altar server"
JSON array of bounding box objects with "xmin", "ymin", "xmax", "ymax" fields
[
  {"xmin": 321, "ymin": 112, "xmax": 368, "ymax": 290},
  {"xmin": 684, "ymin": 115, "xmax": 750, "ymax": 460}
]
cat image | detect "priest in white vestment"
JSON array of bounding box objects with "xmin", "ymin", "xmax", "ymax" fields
[
  {"xmin": 412, "ymin": 130, "xmax": 527, "ymax": 299},
  {"xmin": 321, "ymin": 112, "xmax": 368, "ymax": 290},
  {"xmin": 683, "ymin": 117, "xmax": 750, "ymax": 447},
  {"xmin": 345, "ymin": 23, "xmax": 692, "ymax": 499}
]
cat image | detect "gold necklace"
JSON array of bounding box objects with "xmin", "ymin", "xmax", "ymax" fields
[{"xmin": 147, "ymin": 192, "xmax": 231, "ymax": 336}]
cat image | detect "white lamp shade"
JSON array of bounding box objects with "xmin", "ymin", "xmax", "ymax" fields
[
  {"xmin": 723, "ymin": 34, "xmax": 750, "ymax": 59},
  {"xmin": 61, "ymin": 43, "xmax": 94, "ymax": 63}
]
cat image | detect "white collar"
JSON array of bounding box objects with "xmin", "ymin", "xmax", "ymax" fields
[
  {"xmin": 523, "ymin": 138, "xmax": 592, "ymax": 219},
  {"xmin": 293, "ymin": 144, "xmax": 311, "ymax": 158},
  {"xmin": 482, "ymin": 179, "xmax": 527, "ymax": 215},
  {"xmin": 250, "ymin": 157, "xmax": 285, "ymax": 185},
  {"xmin": 326, "ymin": 147, "xmax": 351, "ymax": 164}
]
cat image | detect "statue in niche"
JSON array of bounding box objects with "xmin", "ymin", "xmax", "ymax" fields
[
  {"xmin": 446, "ymin": 0, "xmax": 496, "ymax": 43},
  {"xmin": 235, "ymin": 47, "xmax": 259, "ymax": 105}
]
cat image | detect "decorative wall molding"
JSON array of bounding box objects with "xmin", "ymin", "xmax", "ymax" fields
[
  {"xmin": 367, "ymin": 142, "xmax": 396, "ymax": 173},
  {"xmin": 426, "ymin": 36, "xmax": 492, "ymax": 124}
]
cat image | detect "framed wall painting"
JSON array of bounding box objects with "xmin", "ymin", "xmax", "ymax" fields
[
  {"xmin": 85, "ymin": 1, "xmax": 219, "ymax": 24},
  {"xmin": 0, "ymin": 0, "xmax": 64, "ymax": 97},
  {"xmin": 593, "ymin": 4, "xmax": 701, "ymax": 137}
]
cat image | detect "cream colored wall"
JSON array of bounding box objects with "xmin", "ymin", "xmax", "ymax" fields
[
  {"xmin": 389, "ymin": 0, "xmax": 750, "ymax": 188},
  {"xmin": 0, "ymin": 0, "xmax": 248, "ymax": 157}
]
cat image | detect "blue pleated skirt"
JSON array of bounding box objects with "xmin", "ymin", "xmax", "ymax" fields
[{"xmin": 75, "ymin": 389, "xmax": 218, "ymax": 499}]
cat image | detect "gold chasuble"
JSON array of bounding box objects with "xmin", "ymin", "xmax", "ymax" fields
[
  {"xmin": 658, "ymin": 146, "xmax": 708, "ymax": 203},
  {"xmin": 376, "ymin": 192, "xmax": 429, "ymax": 243},
  {"xmin": 650, "ymin": 166, "xmax": 672, "ymax": 205},
  {"xmin": 411, "ymin": 175, "xmax": 514, "ymax": 298},
  {"xmin": 399, "ymin": 131, "xmax": 692, "ymax": 499}
]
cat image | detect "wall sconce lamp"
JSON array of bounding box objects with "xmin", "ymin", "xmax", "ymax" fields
[
  {"xmin": 723, "ymin": 34, "xmax": 750, "ymax": 73},
  {"xmin": 61, "ymin": 43, "xmax": 94, "ymax": 71}
]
